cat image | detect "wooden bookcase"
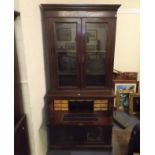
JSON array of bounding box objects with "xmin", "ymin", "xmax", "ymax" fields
[{"xmin": 41, "ymin": 4, "xmax": 120, "ymax": 150}]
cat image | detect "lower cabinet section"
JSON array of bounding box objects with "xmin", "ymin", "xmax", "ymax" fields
[{"xmin": 47, "ymin": 125, "xmax": 112, "ymax": 150}]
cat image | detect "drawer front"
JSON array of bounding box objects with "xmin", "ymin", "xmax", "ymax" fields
[{"xmin": 51, "ymin": 99, "xmax": 110, "ymax": 112}]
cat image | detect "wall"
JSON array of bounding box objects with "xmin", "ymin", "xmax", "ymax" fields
[
  {"xmin": 14, "ymin": 0, "xmax": 140, "ymax": 155},
  {"xmin": 14, "ymin": 1, "xmax": 36, "ymax": 155},
  {"xmin": 115, "ymin": 10, "xmax": 140, "ymax": 75}
]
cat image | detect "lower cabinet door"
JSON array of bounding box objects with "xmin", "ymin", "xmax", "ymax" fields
[{"xmin": 48, "ymin": 125, "xmax": 112, "ymax": 148}]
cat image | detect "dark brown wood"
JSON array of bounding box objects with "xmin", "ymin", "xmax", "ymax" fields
[
  {"xmin": 46, "ymin": 90, "xmax": 115, "ymax": 99},
  {"xmin": 40, "ymin": 4, "xmax": 120, "ymax": 11},
  {"xmin": 41, "ymin": 4, "xmax": 120, "ymax": 151},
  {"xmin": 48, "ymin": 124, "xmax": 112, "ymax": 150},
  {"xmin": 48, "ymin": 112, "xmax": 112, "ymax": 126}
]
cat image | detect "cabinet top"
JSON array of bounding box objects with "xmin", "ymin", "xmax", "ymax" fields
[
  {"xmin": 40, "ymin": 4, "xmax": 121, "ymax": 18},
  {"xmin": 40, "ymin": 4, "xmax": 121, "ymax": 11}
]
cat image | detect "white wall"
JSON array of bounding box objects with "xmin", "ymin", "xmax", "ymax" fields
[
  {"xmin": 14, "ymin": 8, "xmax": 37, "ymax": 155},
  {"xmin": 14, "ymin": 0, "xmax": 19, "ymax": 11},
  {"xmin": 14, "ymin": 0, "xmax": 140, "ymax": 155},
  {"xmin": 115, "ymin": 11, "xmax": 140, "ymax": 77}
]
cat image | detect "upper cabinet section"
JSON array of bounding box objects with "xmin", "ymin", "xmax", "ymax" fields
[{"xmin": 41, "ymin": 4, "xmax": 120, "ymax": 92}]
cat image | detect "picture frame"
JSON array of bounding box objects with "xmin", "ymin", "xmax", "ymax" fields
[
  {"xmin": 56, "ymin": 42, "xmax": 76, "ymax": 51},
  {"xmin": 86, "ymin": 44, "xmax": 97, "ymax": 50},
  {"xmin": 129, "ymin": 93, "xmax": 140, "ymax": 116},
  {"xmin": 65, "ymin": 42, "xmax": 76, "ymax": 50},
  {"xmin": 87, "ymin": 29, "xmax": 97, "ymax": 41},
  {"xmin": 116, "ymin": 89, "xmax": 134, "ymax": 114},
  {"xmin": 114, "ymin": 80, "xmax": 138, "ymax": 94},
  {"xmin": 56, "ymin": 28, "xmax": 72, "ymax": 41},
  {"xmin": 113, "ymin": 80, "xmax": 138, "ymax": 107}
]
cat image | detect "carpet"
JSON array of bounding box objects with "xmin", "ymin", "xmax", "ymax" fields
[
  {"xmin": 113, "ymin": 111, "xmax": 139, "ymax": 130},
  {"xmin": 113, "ymin": 129, "xmax": 131, "ymax": 155}
]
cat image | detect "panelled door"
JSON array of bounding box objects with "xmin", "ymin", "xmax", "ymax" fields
[
  {"xmin": 82, "ymin": 18, "xmax": 116, "ymax": 88},
  {"xmin": 49, "ymin": 18, "xmax": 81, "ymax": 88},
  {"xmin": 48, "ymin": 18, "xmax": 115, "ymax": 89}
]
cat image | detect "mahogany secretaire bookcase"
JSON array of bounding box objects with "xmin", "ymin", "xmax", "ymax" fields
[{"xmin": 40, "ymin": 4, "xmax": 120, "ymax": 151}]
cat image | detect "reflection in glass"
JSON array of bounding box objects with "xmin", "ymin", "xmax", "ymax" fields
[
  {"xmin": 86, "ymin": 53, "xmax": 105, "ymax": 74},
  {"xmin": 58, "ymin": 53, "xmax": 76, "ymax": 75},
  {"xmin": 55, "ymin": 23, "xmax": 77, "ymax": 86},
  {"xmin": 85, "ymin": 23, "xmax": 107, "ymax": 86}
]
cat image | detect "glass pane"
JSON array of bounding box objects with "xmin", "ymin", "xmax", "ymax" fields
[
  {"xmin": 58, "ymin": 53, "xmax": 76, "ymax": 74},
  {"xmin": 85, "ymin": 23, "xmax": 107, "ymax": 86},
  {"xmin": 55, "ymin": 23, "xmax": 77, "ymax": 86}
]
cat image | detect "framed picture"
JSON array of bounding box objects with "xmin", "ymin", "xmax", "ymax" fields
[
  {"xmin": 87, "ymin": 29, "xmax": 97, "ymax": 41},
  {"xmin": 86, "ymin": 44, "xmax": 97, "ymax": 50},
  {"xmin": 65, "ymin": 42, "xmax": 76, "ymax": 50},
  {"xmin": 129, "ymin": 93, "xmax": 140, "ymax": 116},
  {"xmin": 56, "ymin": 28, "xmax": 72, "ymax": 41},
  {"xmin": 116, "ymin": 90, "xmax": 134, "ymax": 114},
  {"xmin": 113, "ymin": 80, "xmax": 138, "ymax": 107},
  {"xmin": 114, "ymin": 81, "xmax": 138, "ymax": 94}
]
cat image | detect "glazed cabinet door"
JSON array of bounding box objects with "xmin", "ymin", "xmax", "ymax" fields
[
  {"xmin": 82, "ymin": 18, "xmax": 116, "ymax": 88},
  {"xmin": 49, "ymin": 18, "xmax": 81, "ymax": 88},
  {"xmin": 47, "ymin": 17, "xmax": 116, "ymax": 90}
]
